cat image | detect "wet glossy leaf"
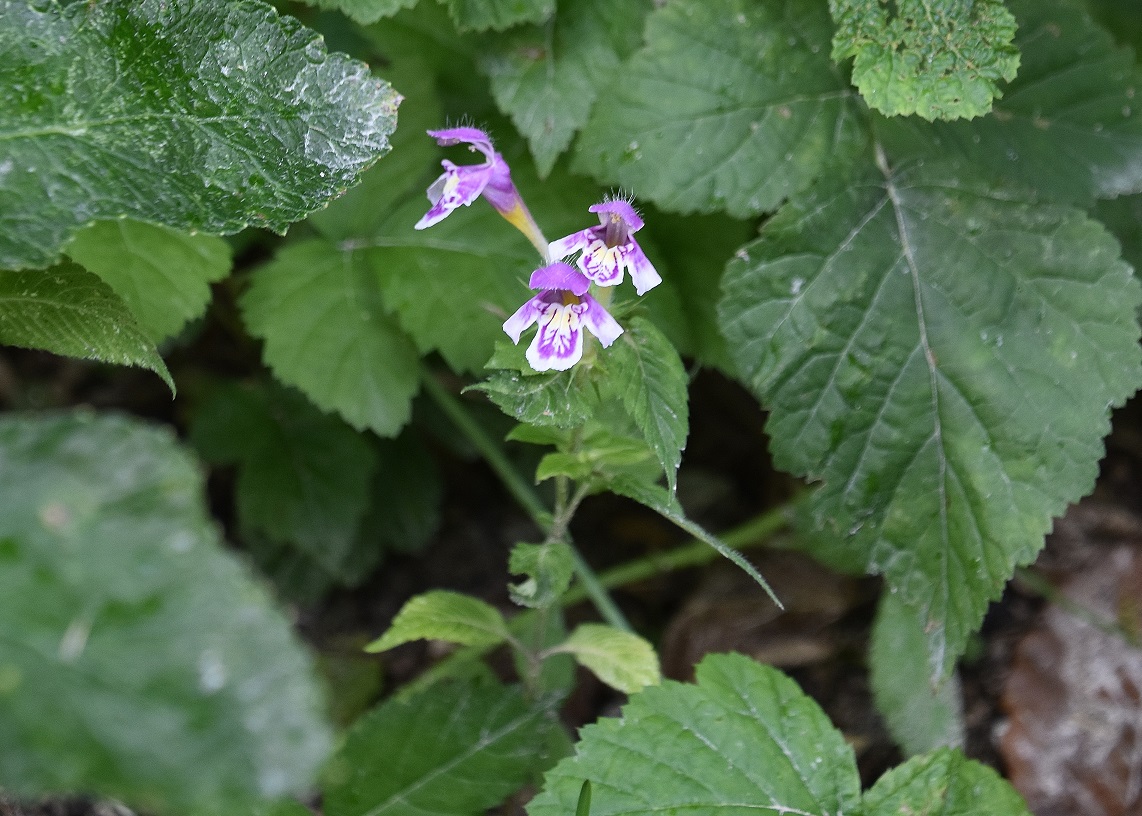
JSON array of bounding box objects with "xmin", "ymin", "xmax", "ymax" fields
[
  {"xmin": 720, "ymin": 161, "xmax": 1142, "ymax": 677},
  {"xmin": 0, "ymin": 412, "xmax": 331, "ymax": 813},
  {"xmin": 0, "ymin": 0, "xmax": 398, "ymax": 269},
  {"xmin": 831, "ymin": 0, "xmax": 1019, "ymax": 120},
  {"xmin": 241, "ymin": 240, "xmax": 421, "ymax": 437},
  {"xmin": 574, "ymin": 0, "xmax": 863, "ymax": 217},
  {"xmin": 66, "ymin": 220, "xmax": 231, "ymax": 342},
  {"xmin": 0, "ymin": 263, "xmax": 172, "ymax": 391}
]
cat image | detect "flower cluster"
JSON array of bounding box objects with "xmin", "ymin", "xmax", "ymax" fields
[{"xmin": 416, "ymin": 126, "xmax": 660, "ymax": 371}]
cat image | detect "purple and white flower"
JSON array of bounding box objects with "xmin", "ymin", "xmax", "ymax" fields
[
  {"xmin": 503, "ymin": 263, "xmax": 623, "ymax": 372},
  {"xmin": 548, "ymin": 199, "xmax": 662, "ymax": 295}
]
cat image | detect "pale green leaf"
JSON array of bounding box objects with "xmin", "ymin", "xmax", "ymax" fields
[
  {"xmin": 482, "ymin": 0, "xmax": 651, "ymax": 177},
  {"xmin": 189, "ymin": 382, "xmax": 380, "ymax": 586},
  {"xmin": 0, "ymin": 412, "xmax": 331, "ymax": 813},
  {"xmin": 574, "ymin": 0, "xmax": 863, "ymax": 217},
  {"xmin": 877, "ymin": 0, "xmax": 1142, "ymax": 203},
  {"xmin": 509, "ymin": 541, "xmax": 575, "ymax": 608},
  {"xmin": 598, "ymin": 317, "xmax": 689, "ymax": 493},
  {"xmin": 240, "ymin": 240, "xmax": 421, "ymax": 437},
  {"xmin": 365, "ymin": 590, "xmax": 511, "ymax": 652},
  {"xmin": 323, "ymin": 678, "xmax": 562, "ymax": 816},
  {"xmin": 830, "ymin": 0, "xmax": 1019, "ymax": 121},
  {"xmin": 445, "ymin": 0, "xmax": 554, "ymax": 32},
  {"xmin": 294, "ymin": 0, "xmax": 418, "ymax": 24},
  {"xmin": 863, "ymin": 748, "xmax": 1032, "ymax": 815},
  {"xmin": 66, "ymin": 220, "xmax": 231, "ymax": 342},
  {"xmin": 553, "ymin": 624, "xmax": 660, "ymax": 694},
  {"xmin": 0, "ymin": 0, "xmax": 398, "ymax": 270},
  {"xmin": 0, "ymin": 263, "xmax": 172, "ymax": 391},
  {"xmin": 528, "ymin": 654, "xmax": 861, "ymax": 816},
  {"xmin": 719, "ymin": 161, "xmax": 1142, "ymax": 677},
  {"xmin": 870, "ymin": 591, "xmax": 965, "ymax": 756}
]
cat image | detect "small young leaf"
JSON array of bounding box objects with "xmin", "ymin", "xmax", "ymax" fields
[
  {"xmin": 365, "ymin": 590, "xmax": 511, "ymax": 652},
  {"xmin": 862, "ymin": 747, "xmax": 1032, "ymax": 815},
  {"xmin": 444, "ymin": 0, "xmax": 554, "ymax": 32},
  {"xmin": 0, "ymin": 0, "xmax": 398, "ymax": 270},
  {"xmin": 574, "ymin": 0, "xmax": 863, "ymax": 217},
  {"xmin": 0, "ymin": 263, "xmax": 172, "ymax": 391},
  {"xmin": 509, "ymin": 542, "xmax": 575, "ymax": 608},
  {"xmin": 597, "ymin": 317, "xmax": 689, "ymax": 493},
  {"xmin": 552, "ymin": 624, "xmax": 661, "ymax": 694},
  {"xmin": 719, "ymin": 160, "xmax": 1142, "ymax": 677},
  {"xmin": 481, "ymin": 0, "xmax": 652, "ymax": 177},
  {"xmin": 66, "ymin": 220, "xmax": 231, "ymax": 342},
  {"xmin": 241, "ymin": 240, "xmax": 421, "ymax": 437},
  {"xmin": 323, "ymin": 677, "xmax": 563, "ymax": 816},
  {"xmin": 870, "ymin": 591, "xmax": 965, "ymax": 756},
  {"xmin": 0, "ymin": 413, "xmax": 331, "ymax": 813},
  {"xmin": 830, "ymin": 0, "xmax": 1019, "ymax": 121},
  {"xmin": 528, "ymin": 654, "xmax": 861, "ymax": 816}
]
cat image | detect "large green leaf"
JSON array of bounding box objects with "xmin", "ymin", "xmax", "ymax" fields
[
  {"xmin": 528, "ymin": 654, "xmax": 861, "ymax": 816},
  {"xmin": 574, "ymin": 0, "xmax": 864, "ymax": 217},
  {"xmin": 0, "ymin": 412, "xmax": 331, "ymax": 813},
  {"xmin": 241, "ymin": 240, "xmax": 421, "ymax": 437},
  {"xmin": 444, "ymin": 0, "xmax": 554, "ymax": 32},
  {"xmin": 0, "ymin": 263, "xmax": 172, "ymax": 390},
  {"xmin": 863, "ymin": 748, "xmax": 1032, "ymax": 814},
  {"xmin": 481, "ymin": 0, "xmax": 651, "ymax": 177},
  {"xmin": 66, "ymin": 220, "xmax": 231, "ymax": 342},
  {"xmin": 190, "ymin": 382, "xmax": 381, "ymax": 586},
  {"xmin": 830, "ymin": 0, "xmax": 1019, "ymax": 121},
  {"xmin": 0, "ymin": 0, "xmax": 398, "ymax": 270},
  {"xmin": 323, "ymin": 678, "xmax": 561, "ymax": 816},
  {"xmin": 295, "ymin": 0, "xmax": 418, "ymax": 24},
  {"xmin": 719, "ymin": 159, "xmax": 1142, "ymax": 677},
  {"xmin": 877, "ymin": 0, "xmax": 1142, "ymax": 203}
]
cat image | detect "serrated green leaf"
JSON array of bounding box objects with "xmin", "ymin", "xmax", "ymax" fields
[
  {"xmin": 445, "ymin": 0, "xmax": 554, "ymax": 32},
  {"xmin": 509, "ymin": 541, "xmax": 574, "ymax": 608},
  {"xmin": 574, "ymin": 0, "xmax": 863, "ymax": 217},
  {"xmin": 598, "ymin": 317, "xmax": 688, "ymax": 493},
  {"xmin": 294, "ymin": 0, "xmax": 418, "ymax": 25},
  {"xmin": 241, "ymin": 240, "xmax": 420, "ymax": 437},
  {"xmin": 481, "ymin": 0, "xmax": 651, "ymax": 177},
  {"xmin": 324, "ymin": 677, "xmax": 563, "ymax": 816},
  {"xmin": 0, "ymin": 263, "xmax": 173, "ymax": 391},
  {"xmin": 365, "ymin": 590, "xmax": 511, "ymax": 652},
  {"xmin": 870, "ymin": 591, "xmax": 965, "ymax": 756},
  {"xmin": 863, "ymin": 747, "xmax": 1031, "ymax": 815},
  {"xmin": 528, "ymin": 654, "xmax": 861, "ymax": 816},
  {"xmin": 552, "ymin": 624, "xmax": 660, "ymax": 694},
  {"xmin": 190, "ymin": 382, "xmax": 380, "ymax": 586},
  {"xmin": 474, "ymin": 346, "xmax": 600, "ymax": 428},
  {"xmin": 66, "ymin": 220, "xmax": 231, "ymax": 342},
  {"xmin": 0, "ymin": 412, "xmax": 331, "ymax": 813},
  {"xmin": 830, "ymin": 0, "xmax": 1019, "ymax": 121},
  {"xmin": 719, "ymin": 159, "xmax": 1142, "ymax": 678},
  {"xmin": 877, "ymin": 0, "xmax": 1142, "ymax": 204},
  {"xmin": 0, "ymin": 0, "xmax": 398, "ymax": 270},
  {"xmin": 1095, "ymin": 194, "xmax": 1142, "ymax": 276}
]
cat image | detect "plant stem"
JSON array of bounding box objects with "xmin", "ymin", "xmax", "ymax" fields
[{"xmin": 420, "ymin": 370, "xmax": 632, "ymax": 631}]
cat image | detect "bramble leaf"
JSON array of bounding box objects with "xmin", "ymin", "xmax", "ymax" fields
[
  {"xmin": 324, "ymin": 678, "xmax": 563, "ymax": 816},
  {"xmin": 863, "ymin": 748, "xmax": 1032, "ymax": 814},
  {"xmin": 553, "ymin": 624, "xmax": 660, "ymax": 694},
  {"xmin": 0, "ymin": 263, "xmax": 172, "ymax": 391},
  {"xmin": 481, "ymin": 0, "xmax": 651, "ymax": 177},
  {"xmin": 574, "ymin": 0, "xmax": 863, "ymax": 217},
  {"xmin": 877, "ymin": 0, "xmax": 1142, "ymax": 204},
  {"xmin": 66, "ymin": 221, "xmax": 231, "ymax": 342},
  {"xmin": 528, "ymin": 654, "xmax": 861, "ymax": 816},
  {"xmin": 0, "ymin": 412, "xmax": 331, "ymax": 813},
  {"xmin": 365, "ymin": 590, "xmax": 511, "ymax": 652},
  {"xmin": 240, "ymin": 240, "xmax": 421, "ymax": 437},
  {"xmin": 719, "ymin": 159, "xmax": 1142, "ymax": 678},
  {"xmin": 0, "ymin": 0, "xmax": 398, "ymax": 270},
  {"xmin": 830, "ymin": 0, "xmax": 1019, "ymax": 121}
]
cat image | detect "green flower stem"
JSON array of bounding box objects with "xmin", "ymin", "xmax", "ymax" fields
[
  {"xmin": 561, "ymin": 504, "xmax": 791, "ymax": 606},
  {"xmin": 420, "ymin": 370, "xmax": 632, "ymax": 632}
]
